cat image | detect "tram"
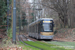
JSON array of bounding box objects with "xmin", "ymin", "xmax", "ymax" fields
[{"xmin": 28, "ymin": 18, "xmax": 54, "ymax": 39}]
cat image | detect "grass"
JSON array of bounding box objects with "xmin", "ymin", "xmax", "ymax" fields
[
  {"xmin": 1, "ymin": 39, "xmax": 40, "ymax": 50},
  {"xmin": 19, "ymin": 41, "xmax": 40, "ymax": 50},
  {"xmin": 7, "ymin": 28, "xmax": 12, "ymax": 39},
  {"xmin": 36, "ymin": 41, "xmax": 55, "ymax": 46},
  {"xmin": 1, "ymin": 38, "xmax": 73, "ymax": 50},
  {"xmin": 47, "ymin": 41, "xmax": 75, "ymax": 49},
  {"xmin": 24, "ymin": 41, "xmax": 72, "ymax": 50}
]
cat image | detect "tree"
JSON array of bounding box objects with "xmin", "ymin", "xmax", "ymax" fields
[
  {"xmin": 31, "ymin": 13, "xmax": 34, "ymax": 22},
  {"xmin": 42, "ymin": 0, "xmax": 70, "ymax": 27},
  {"xmin": 0, "ymin": 0, "xmax": 7, "ymax": 29},
  {"xmin": 22, "ymin": 12, "xmax": 28, "ymax": 26}
]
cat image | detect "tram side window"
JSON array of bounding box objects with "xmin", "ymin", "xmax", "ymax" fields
[
  {"xmin": 30, "ymin": 27, "xmax": 31, "ymax": 32},
  {"xmin": 35, "ymin": 25, "xmax": 36, "ymax": 33},
  {"xmin": 31, "ymin": 27, "xmax": 32, "ymax": 33},
  {"xmin": 41, "ymin": 24, "xmax": 43, "ymax": 32},
  {"xmin": 34, "ymin": 25, "xmax": 35, "ymax": 33},
  {"xmin": 29, "ymin": 27, "xmax": 30, "ymax": 32},
  {"xmin": 30, "ymin": 26, "xmax": 32, "ymax": 33},
  {"xmin": 34, "ymin": 25, "xmax": 36, "ymax": 33},
  {"xmin": 30, "ymin": 27, "xmax": 32, "ymax": 32},
  {"xmin": 32, "ymin": 26, "xmax": 33, "ymax": 33},
  {"xmin": 35, "ymin": 25, "xmax": 37, "ymax": 33},
  {"xmin": 36, "ymin": 24, "xmax": 38, "ymax": 33},
  {"xmin": 38, "ymin": 23, "xmax": 41, "ymax": 33},
  {"xmin": 33, "ymin": 26, "xmax": 35, "ymax": 33}
]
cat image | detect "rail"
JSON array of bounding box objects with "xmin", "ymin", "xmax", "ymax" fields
[{"xmin": 18, "ymin": 35, "xmax": 43, "ymax": 50}]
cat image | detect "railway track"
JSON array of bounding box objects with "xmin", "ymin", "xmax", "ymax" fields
[
  {"xmin": 19, "ymin": 35, "xmax": 66, "ymax": 50},
  {"xmin": 18, "ymin": 35, "xmax": 60, "ymax": 50},
  {"xmin": 18, "ymin": 35, "xmax": 43, "ymax": 50},
  {"xmin": 18, "ymin": 33, "xmax": 75, "ymax": 50}
]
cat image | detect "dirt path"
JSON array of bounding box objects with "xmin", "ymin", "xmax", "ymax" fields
[{"xmin": 54, "ymin": 28, "xmax": 75, "ymax": 42}]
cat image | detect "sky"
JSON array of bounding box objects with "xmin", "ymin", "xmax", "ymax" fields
[{"xmin": 28, "ymin": 0, "xmax": 33, "ymax": 3}]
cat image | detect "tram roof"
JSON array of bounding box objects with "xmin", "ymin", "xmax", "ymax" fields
[
  {"xmin": 40, "ymin": 18, "xmax": 53, "ymax": 20},
  {"xmin": 28, "ymin": 18, "xmax": 53, "ymax": 26}
]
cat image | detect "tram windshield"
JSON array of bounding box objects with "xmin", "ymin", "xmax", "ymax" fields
[{"xmin": 43, "ymin": 23, "xmax": 53, "ymax": 32}]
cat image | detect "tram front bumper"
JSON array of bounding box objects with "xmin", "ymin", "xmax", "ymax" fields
[{"xmin": 40, "ymin": 35, "xmax": 54, "ymax": 39}]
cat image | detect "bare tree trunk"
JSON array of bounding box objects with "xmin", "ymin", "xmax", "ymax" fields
[
  {"xmin": 58, "ymin": 14, "xmax": 63, "ymax": 28},
  {"xmin": 58, "ymin": 13, "xmax": 68, "ymax": 28},
  {"xmin": 64, "ymin": 16, "xmax": 68, "ymax": 28}
]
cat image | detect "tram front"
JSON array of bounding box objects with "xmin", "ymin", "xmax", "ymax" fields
[{"xmin": 40, "ymin": 19, "xmax": 54, "ymax": 39}]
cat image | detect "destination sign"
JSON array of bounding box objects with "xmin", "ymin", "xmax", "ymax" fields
[{"xmin": 43, "ymin": 21, "xmax": 52, "ymax": 23}]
